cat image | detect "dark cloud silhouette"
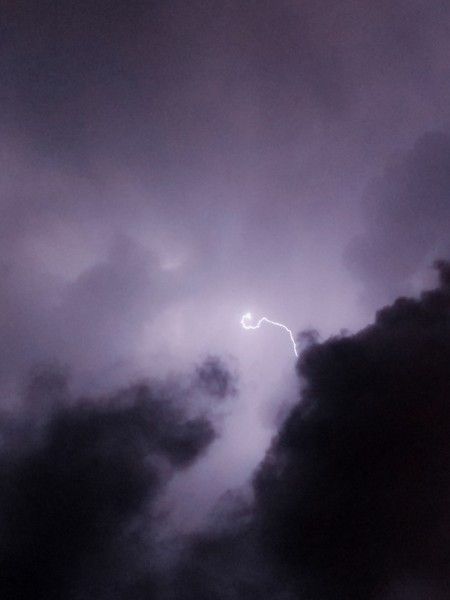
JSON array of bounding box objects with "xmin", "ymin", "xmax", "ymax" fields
[
  {"xmin": 195, "ymin": 356, "xmax": 238, "ymax": 400},
  {"xmin": 139, "ymin": 264, "xmax": 450, "ymax": 600},
  {"xmin": 167, "ymin": 488, "xmax": 286, "ymax": 600},
  {"xmin": 254, "ymin": 262, "xmax": 450, "ymax": 599},
  {"xmin": 0, "ymin": 360, "xmax": 236, "ymax": 600}
]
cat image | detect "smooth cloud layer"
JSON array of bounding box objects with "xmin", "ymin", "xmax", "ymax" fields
[{"xmin": 347, "ymin": 132, "xmax": 450, "ymax": 306}]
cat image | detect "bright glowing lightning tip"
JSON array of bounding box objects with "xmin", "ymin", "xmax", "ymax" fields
[{"xmin": 240, "ymin": 312, "xmax": 298, "ymax": 358}]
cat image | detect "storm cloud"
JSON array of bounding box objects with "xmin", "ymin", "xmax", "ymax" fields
[
  {"xmin": 4, "ymin": 265, "xmax": 450, "ymax": 599},
  {"xmin": 254, "ymin": 262, "xmax": 450, "ymax": 599},
  {"xmin": 0, "ymin": 358, "xmax": 235, "ymax": 600},
  {"xmin": 2, "ymin": 1, "xmax": 450, "ymax": 598}
]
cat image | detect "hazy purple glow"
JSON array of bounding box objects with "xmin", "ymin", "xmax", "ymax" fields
[{"xmin": 2, "ymin": 1, "xmax": 450, "ymax": 597}]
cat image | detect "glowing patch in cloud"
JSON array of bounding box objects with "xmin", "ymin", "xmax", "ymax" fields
[{"xmin": 240, "ymin": 312, "xmax": 299, "ymax": 357}]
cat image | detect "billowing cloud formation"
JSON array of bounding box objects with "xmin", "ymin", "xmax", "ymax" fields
[
  {"xmin": 254, "ymin": 262, "xmax": 450, "ymax": 599},
  {"xmin": 144, "ymin": 264, "xmax": 450, "ymax": 600},
  {"xmin": 4, "ymin": 0, "xmax": 450, "ymax": 403},
  {"xmin": 2, "ymin": 2, "xmax": 450, "ymax": 598},
  {"xmin": 2, "ymin": 268, "xmax": 450, "ymax": 600},
  {"xmin": 0, "ymin": 358, "xmax": 234, "ymax": 600}
]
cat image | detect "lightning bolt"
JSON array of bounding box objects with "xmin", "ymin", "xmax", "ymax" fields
[{"xmin": 240, "ymin": 312, "xmax": 299, "ymax": 357}]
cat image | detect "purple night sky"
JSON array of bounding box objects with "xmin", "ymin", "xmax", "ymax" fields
[{"xmin": 2, "ymin": 1, "xmax": 450, "ymax": 598}]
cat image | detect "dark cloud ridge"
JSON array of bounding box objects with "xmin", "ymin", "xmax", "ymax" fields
[
  {"xmin": 0, "ymin": 357, "xmax": 234, "ymax": 600},
  {"xmin": 253, "ymin": 262, "xmax": 450, "ymax": 599}
]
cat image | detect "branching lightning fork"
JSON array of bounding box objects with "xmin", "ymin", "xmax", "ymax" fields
[{"xmin": 240, "ymin": 312, "xmax": 299, "ymax": 357}]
